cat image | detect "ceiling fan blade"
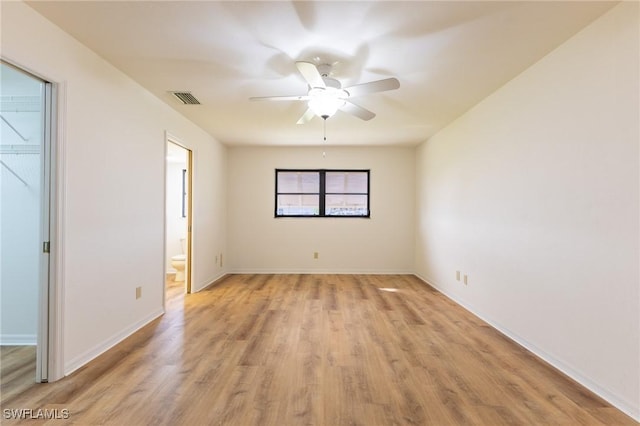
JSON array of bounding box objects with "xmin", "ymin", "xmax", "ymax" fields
[
  {"xmin": 340, "ymin": 101, "xmax": 376, "ymax": 121},
  {"xmin": 250, "ymin": 95, "xmax": 309, "ymax": 101},
  {"xmin": 296, "ymin": 61, "xmax": 325, "ymax": 89},
  {"xmin": 344, "ymin": 77, "xmax": 400, "ymax": 97},
  {"xmin": 296, "ymin": 108, "xmax": 316, "ymax": 124}
]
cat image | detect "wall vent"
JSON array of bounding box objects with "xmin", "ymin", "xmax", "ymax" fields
[{"xmin": 171, "ymin": 91, "xmax": 201, "ymax": 105}]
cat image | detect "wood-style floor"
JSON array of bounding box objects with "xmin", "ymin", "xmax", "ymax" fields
[
  {"xmin": 1, "ymin": 345, "xmax": 36, "ymax": 405},
  {"xmin": 0, "ymin": 274, "xmax": 635, "ymax": 425}
]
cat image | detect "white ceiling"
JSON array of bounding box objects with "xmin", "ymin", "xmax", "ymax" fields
[{"xmin": 27, "ymin": 1, "xmax": 615, "ymax": 147}]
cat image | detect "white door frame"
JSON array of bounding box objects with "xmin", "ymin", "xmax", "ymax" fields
[
  {"xmin": 47, "ymin": 78, "xmax": 65, "ymax": 383},
  {"xmin": 37, "ymin": 70, "xmax": 64, "ymax": 383},
  {"xmin": 36, "ymin": 79, "xmax": 53, "ymax": 382},
  {"xmin": 164, "ymin": 132, "xmax": 194, "ymax": 308},
  {"xmin": 1, "ymin": 58, "xmax": 64, "ymax": 383}
]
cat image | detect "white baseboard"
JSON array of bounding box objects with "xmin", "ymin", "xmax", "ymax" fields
[
  {"xmin": 0, "ymin": 334, "xmax": 37, "ymax": 346},
  {"xmin": 227, "ymin": 269, "xmax": 414, "ymax": 275},
  {"xmin": 64, "ymin": 308, "xmax": 164, "ymax": 376},
  {"xmin": 413, "ymin": 273, "xmax": 640, "ymax": 422},
  {"xmin": 193, "ymin": 272, "xmax": 230, "ymax": 292}
]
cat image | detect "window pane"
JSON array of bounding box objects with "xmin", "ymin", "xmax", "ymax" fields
[
  {"xmin": 278, "ymin": 172, "xmax": 319, "ymax": 193},
  {"xmin": 276, "ymin": 194, "xmax": 319, "ymax": 216},
  {"xmin": 325, "ymin": 172, "xmax": 345, "ymax": 193},
  {"xmin": 325, "ymin": 194, "xmax": 368, "ymax": 216},
  {"xmin": 326, "ymin": 172, "xmax": 367, "ymax": 193}
]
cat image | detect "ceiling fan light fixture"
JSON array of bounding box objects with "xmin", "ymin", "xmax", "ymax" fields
[
  {"xmin": 250, "ymin": 61, "xmax": 399, "ymax": 123},
  {"xmin": 307, "ymin": 87, "xmax": 347, "ymax": 119}
]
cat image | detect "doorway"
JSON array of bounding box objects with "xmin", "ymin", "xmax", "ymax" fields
[
  {"xmin": 165, "ymin": 139, "xmax": 192, "ymax": 296},
  {"xmin": 0, "ymin": 60, "xmax": 53, "ymax": 385}
]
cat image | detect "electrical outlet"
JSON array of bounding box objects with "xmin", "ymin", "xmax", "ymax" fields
[
  {"xmin": 456, "ymin": 271, "xmax": 460, "ymax": 281},
  {"xmin": 220, "ymin": 253, "xmax": 223, "ymax": 267},
  {"xmin": 136, "ymin": 286, "xmax": 142, "ymax": 299},
  {"xmin": 463, "ymin": 274, "xmax": 468, "ymax": 285},
  {"xmin": 314, "ymin": 252, "xmax": 319, "ymax": 259}
]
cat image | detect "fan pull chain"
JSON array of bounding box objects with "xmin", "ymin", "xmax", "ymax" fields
[
  {"xmin": 322, "ymin": 118, "xmax": 327, "ymax": 158},
  {"xmin": 323, "ymin": 118, "xmax": 327, "ymax": 142}
]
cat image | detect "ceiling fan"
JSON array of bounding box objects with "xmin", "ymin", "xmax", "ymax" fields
[{"xmin": 250, "ymin": 61, "xmax": 400, "ymax": 124}]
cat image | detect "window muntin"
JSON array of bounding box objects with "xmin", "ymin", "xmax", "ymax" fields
[{"xmin": 275, "ymin": 169, "xmax": 370, "ymax": 218}]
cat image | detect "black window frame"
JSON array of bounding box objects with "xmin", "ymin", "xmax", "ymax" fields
[{"xmin": 275, "ymin": 169, "xmax": 370, "ymax": 218}]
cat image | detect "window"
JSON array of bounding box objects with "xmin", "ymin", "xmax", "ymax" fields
[{"xmin": 275, "ymin": 169, "xmax": 370, "ymax": 217}]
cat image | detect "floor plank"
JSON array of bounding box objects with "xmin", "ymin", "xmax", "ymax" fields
[
  {"xmin": 0, "ymin": 274, "xmax": 636, "ymax": 425},
  {"xmin": 1, "ymin": 346, "xmax": 36, "ymax": 404}
]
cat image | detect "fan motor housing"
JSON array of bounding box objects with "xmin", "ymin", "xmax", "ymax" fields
[
  {"xmin": 317, "ymin": 63, "xmax": 333, "ymax": 77},
  {"xmin": 322, "ymin": 77, "xmax": 341, "ymax": 89}
]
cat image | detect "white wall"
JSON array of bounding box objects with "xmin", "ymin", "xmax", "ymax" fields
[
  {"xmin": 415, "ymin": 2, "xmax": 639, "ymax": 419},
  {"xmin": 190, "ymin": 134, "xmax": 227, "ymax": 291},
  {"xmin": 228, "ymin": 146, "xmax": 415, "ymax": 273},
  {"xmin": 1, "ymin": 1, "xmax": 227, "ymax": 375},
  {"xmin": 0, "ymin": 65, "xmax": 42, "ymax": 344}
]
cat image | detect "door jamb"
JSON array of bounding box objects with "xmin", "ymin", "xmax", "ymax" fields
[
  {"xmin": 186, "ymin": 149, "xmax": 193, "ymax": 294},
  {"xmin": 164, "ymin": 132, "xmax": 193, "ymax": 307},
  {"xmin": 1, "ymin": 58, "xmax": 64, "ymax": 382}
]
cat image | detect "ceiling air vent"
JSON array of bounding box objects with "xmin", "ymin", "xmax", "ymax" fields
[{"xmin": 171, "ymin": 91, "xmax": 201, "ymax": 105}]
